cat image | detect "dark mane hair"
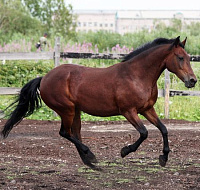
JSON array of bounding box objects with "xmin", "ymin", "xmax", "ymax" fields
[{"xmin": 122, "ymin": 37, "xmax": 177, "ymax": 62}]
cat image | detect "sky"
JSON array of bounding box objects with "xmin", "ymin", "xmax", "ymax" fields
[{"xmin": 67, "ymin": 0, "xmax": 200, "ymax": 10}]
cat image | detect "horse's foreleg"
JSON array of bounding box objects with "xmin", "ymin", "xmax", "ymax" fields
[
  {"xmin": 59, "ymin": 115, "xmax": 98, "ymax": 169},
  {"xmin": 121, "ymin": 109, "xmax": 148, "ymax": 158},
  {"xmin": 142, "ymin": 107, "xmax": 170, "ymax": 167}
]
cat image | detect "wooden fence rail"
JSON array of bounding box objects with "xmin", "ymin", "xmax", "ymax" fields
[
  {"xmin": 2, "ymin": 52, "xmax": 200, "ymax": 61},
  {"xmin": 0, "ymin": 38, "xmax": 199, "ymax": 118}
]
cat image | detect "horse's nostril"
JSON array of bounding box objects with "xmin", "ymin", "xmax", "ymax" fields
[{"xmin": 190, "ymin": 78, "xmax": 197, "ymax": 84}]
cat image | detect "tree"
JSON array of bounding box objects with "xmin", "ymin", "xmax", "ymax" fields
[
  {"xmin": 153, "ymin": 19, "xmax": 167, "ymax": 31},
  {"xmin": 0, "ymin": 0, "xmax": 42, "ymax": 39},
  {"xmin": 53, "ymin": 2, "xmax": 76, "ymax": 37},
  {"xmin": 170, "ymin": 18, "xmax": 183, "ymax": 32},
  {"xmin": 23, "ymin": 0, "xmax": 77, "ymax": 37},
  {"xmin": 186, "ymin": 22, "xmax": 200, "ymax": 36}
]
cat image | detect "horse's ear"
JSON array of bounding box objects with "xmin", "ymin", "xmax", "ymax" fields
[
  {"xmin": 181, "ymin": 37, "xmax": 187, "ymax": 48},
  {"xmin": 173, "ymin": 36, "xmax": 180, "ymax": 48}
]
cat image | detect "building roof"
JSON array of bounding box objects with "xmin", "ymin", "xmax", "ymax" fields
[
  {"xmin": 74, "ymin": 10, "xmax": 116, "ymax": 14},
  {"xmin": 74, "ymin": 10, "xmax": 200, "ymax": 19},
  {"xmin": 115, "ymin": 10, "xmax": 200, "ymax": 19}
]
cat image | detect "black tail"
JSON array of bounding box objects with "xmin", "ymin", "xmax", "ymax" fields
[{"xmin": 1, "ymin": 77, "xmax": 43, "ymax": 138}]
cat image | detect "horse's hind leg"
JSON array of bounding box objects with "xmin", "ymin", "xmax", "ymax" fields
[
  {"xmin": 71, "ymin": 108, "xmax": 97, "ymax": 164},
  {"xmin": 142, "ymin": 107, "xmax": 170, "ymax": 167},
  {"xmin": 71, "ymin": 109, "xmax": 82, "ymax": 141},
  {"xmin": 59, "ymin": 110, "xmax": 97, "ymax": 169},
  {"xmin": 121, "ymin": 109, "xmax": 148, "ymax": 158}
]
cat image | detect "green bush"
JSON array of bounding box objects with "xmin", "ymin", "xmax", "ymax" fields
[{"xmin": 0, "ymin": 60, "xmax": 54, "ymax": 87}]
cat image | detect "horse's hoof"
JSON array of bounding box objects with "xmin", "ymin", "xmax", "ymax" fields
[
  {"xmin": 121, "ymin": 146, "xmax": 130, "ymax": 158},
  {"xmin": 87, "ymin": 150, "xmax": 98, "ymax": 163},
  {"xmin": 78, "ymin": 149, "xmax": 98, "ymax": 168},
  {"xmin": 159, "ymin": 155, "xmax": 167, "ymax": 167},
  {"xmin": 85, "ymin": 162, "xmax": 102, "ymax": 171}
]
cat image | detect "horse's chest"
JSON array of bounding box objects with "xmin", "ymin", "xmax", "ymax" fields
[{"xmin": 137, "ymin": 87, "xmax": 157, "ymax": 111}]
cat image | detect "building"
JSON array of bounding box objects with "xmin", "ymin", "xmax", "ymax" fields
[
  {"xmin": 74, "ymin": 10, "xmax": 200, "ymax": 34},
  {"xmin": 75, "ymin": 10, "xmax": 116, "ymax": 33}
]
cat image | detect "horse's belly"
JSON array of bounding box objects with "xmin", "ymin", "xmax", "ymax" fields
[
  {"xmin": 77, "ymin": 96, "xmax": 119, "ymax": 117},
  {"xmin": 82, "ymin": 108, "xmax": 119, "ymax": 117}
]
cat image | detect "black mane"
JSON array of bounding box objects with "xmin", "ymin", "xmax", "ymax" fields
[{"xmin": 122, "ymin": 37, "xmax": 177, "ymax": 62}]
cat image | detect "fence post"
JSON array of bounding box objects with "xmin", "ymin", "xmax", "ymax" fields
[
  {"xmin": 164, "ymin": 69, "xmax": 170, "ymax": 119},
  {"xmin": 54, "ymin": 37, "xmax": 60, "ymax": 67},
  {"xmin": 53, "ymin": 37, "xmax": 60, "ymax": 117}
]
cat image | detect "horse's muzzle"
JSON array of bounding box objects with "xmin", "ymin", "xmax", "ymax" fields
[{"xmin": 185, "ymin": 78, "xmax": 197, "ymax": 88}]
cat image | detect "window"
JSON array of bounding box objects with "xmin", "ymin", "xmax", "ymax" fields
[{"xmin": 88, "ymin": 22, "xmax": 93, "ymax": 27}]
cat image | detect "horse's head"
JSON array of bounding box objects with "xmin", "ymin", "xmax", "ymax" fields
[{"xmin": 165, "ymin": 36, "xmax": 197, "ymax": 88}]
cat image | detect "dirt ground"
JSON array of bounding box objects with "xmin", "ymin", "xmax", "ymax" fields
[{"xmin": 0, "ymin": 119, "xmax": 200, "ymax": 190}]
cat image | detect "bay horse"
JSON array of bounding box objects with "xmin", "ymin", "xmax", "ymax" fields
[{"xmin": 1, "ymin": 36, "xmax": 197, "ymax": 169}]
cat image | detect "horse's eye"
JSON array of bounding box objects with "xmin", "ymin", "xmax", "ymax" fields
[{"xmin": 178, "ymin": 56, "xmax": 184, "ymax": 61}]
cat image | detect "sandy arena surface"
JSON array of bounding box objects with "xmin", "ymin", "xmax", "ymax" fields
[{"xmin": 0, "ymin": 119, "xmax": 200, "ymax": 189}]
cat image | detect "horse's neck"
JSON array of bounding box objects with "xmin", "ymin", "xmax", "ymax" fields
[{"xmin": 128, "ymin": 46, "xmax": 169, "ymax": 86}]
